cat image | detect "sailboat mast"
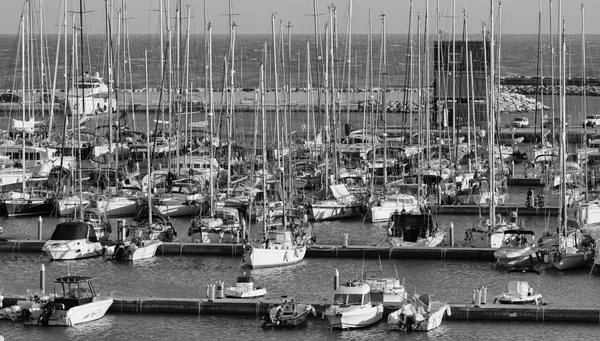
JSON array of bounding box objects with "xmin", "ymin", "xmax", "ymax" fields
[
  {"xmin": 582, "ymin": 3, "xmax": 587, "ymax": 201},
  {"xmin": 271, "ymin": 14, "xmax": 281, "ymax": 171},
  {"xmin": 208, "ymin": 22, "xmax": 214, "ymax": 217},
  {"xmin": 425, "ymin": 0, "xmax": 431, "ymax": 167},
  {"xmin": 381, "ymin": 13, "xmax": 387, "ymax": 187},
  {"xmin": 79, "ymin": 0, "xmax": 85, "ymax": 114},
  {"xmin": 346, "ymin": 0, "xmax": 352, "ymax": 124},
  {"xmin": 145, "ymin": 49, "xmax": 152, "ymax": 226},
  {"xmin": 260, "ymin": 62, "xmax": 267, "ymax": 239},
  {"xmin": 20, "ymin": 14, "xmax": 25, "ymax": 195},
  {"xmin": 489, "ymin": 0, "xmax": 496, "ymax": 227},
  {"xmin": 560, "ymin": 5, "xmax": 567, "ymax": 231}
]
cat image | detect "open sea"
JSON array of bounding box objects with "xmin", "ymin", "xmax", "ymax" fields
[{"xmin": 1, "ymin": 33, "xmax": 600, "ymax": 340}]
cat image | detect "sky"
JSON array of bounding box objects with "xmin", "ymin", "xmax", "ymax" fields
[{"xmin": 0, "ymin": 0, "xmax": 598, "ymax": 36}]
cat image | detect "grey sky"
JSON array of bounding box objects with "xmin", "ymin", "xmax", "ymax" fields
[{"xmin": 1, "ymin": 0, "xmax": 598, "ymax": 36}]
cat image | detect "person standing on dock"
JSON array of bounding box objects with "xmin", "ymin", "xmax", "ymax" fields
[{"xmin": 526, "ymin": 188, "xmax": 534, "ymax": 207}]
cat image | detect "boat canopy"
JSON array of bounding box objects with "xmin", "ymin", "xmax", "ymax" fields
[
  {"xmin": 503, "ymin": 230, "xmax": 535, "ymax": 236},
  {"xmin": 506, "ymin": 266, "xmax": 541, "ymax": 275},
  {"xmin": 49, "ymin": 222, "xmax": 98, "ymax": 242},
  {"xmin": 334, "ymin": 281, "xmax": 371, "ymax": 295},
  {"xmin": 237, "ymin": 275, "xmax": 255, "ymax": 283}
]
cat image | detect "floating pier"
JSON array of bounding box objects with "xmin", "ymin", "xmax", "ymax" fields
[
  {"xmin": 1, "ymin": 296, "xmax": 597, "ymax": 323},
  {"xmin": 0, "ymin": 240, "xmax": 497, "ymax": 261}
]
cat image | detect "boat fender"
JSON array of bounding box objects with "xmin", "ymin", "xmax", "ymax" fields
[
  {"xmin": 294, "ymin": 248, "xmax": 299, "ymax": 258},
  {"xmin": 552, "ymin": 252, "xmax": 558, "ymax": 264}
]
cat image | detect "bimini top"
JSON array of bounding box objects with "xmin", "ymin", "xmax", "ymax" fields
[
  {"xmin": 334, "ymin": 281, "xmax": 371, "ymax": 295},
  {"xmin": 503, "ymin": 230, "xmax": 535, "ymax": 236},
  {"xmin": 55, "ymin": 275, "xmax": 94, "ymax": 284},
  {"xmin": 49, "ymin": 222, "xmax": 98, "ymax": 242}
]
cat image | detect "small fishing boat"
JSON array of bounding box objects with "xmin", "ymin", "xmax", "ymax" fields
[
  {"xmin": 363, "ymin": 267, "xmax": 407, "ymax": 310},
  {"xmin": 493, "ymin": 230, "xmax": 539, "ymax": 267},
  {"xmin": 104, "ymin": 236, "xmax": 162, "ymax": 262},
  {"xmin": 495, "ymin": 266, "xmax": 544, "ymax": 305},
  {"xmin": 17, "ymin": 275, "xmax": 113, "ymax": 326},
  {"xmin": 261, "ymin": 296, "xmax": 316, "ymax": 328},
  {"xmin": 224, "ymin": 273, "xmax": 267, "ymax": 299},
  {"xmin": 387, "ymin": 293, "xmax": 451, "ymax": 331},
  {"xmin": 324, "ymin": 277, "xmax": 383, "ymax": 329},
  {"xmin": 42, "ymin": 221, "xmax": 104, "ymax": 260}
]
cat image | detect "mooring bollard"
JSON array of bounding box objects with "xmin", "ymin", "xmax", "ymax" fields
[
  {"xmin": 38, "ymin": 216, "xmax": 43, "ymax": 241},
  {"xmin": 40, "ymin": 263, "xmax": 45, "ymax": 295},
  {"xmin": 474, "ymin": 288, "xmax": 482, "ymax": 307},
  {"xmin": 481, "ymin": 286, "xmax": 487, "ymax": 305},
  {"xmin": 334, "ymin": 269, "xmax": 339, "ymax": 291},
  {"xmin": 207, "ymin": 284, "xmax": 215, "ymax": 302},
  {"xmin": 216, "ymin": 281, "xmax": 224, "ymax": 299},
  {"xmin": 342, "ymin": 233, "xmax": 348, "ymax": 248}
]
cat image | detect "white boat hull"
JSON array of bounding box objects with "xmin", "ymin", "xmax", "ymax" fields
[
  {"xmin": 96, "ymin": 197, "xmax": 138, "ymax": 217},
  {"xmin": 22, "ymin": 298, "xmax": 113, "ymax": 326},
  {"xmin": 388, "ymin": 233, "xmax": 446, "ymax": 248},
  {"xmin": 324, "ymin": 303, "xmax": 383, "ymax": 329},
  {"xmin": 308, "ymin": 203, "xmax": 363, "ymax": 221},
  {"xmin": 388, "ymin": 303, "xmax": 450, "ymax": 331},
  {"xmin": 224, "ymin": 287, "xmax": 267, "ymax": 299},
  {"xmin": 105, "ymin": 240, "xmax": 162, "ymax": 261},
  {"xmin": 243, "ymin": 245, "xmax": 306, "ymax": 269},
  {"xmin": 42, "ymin": 240, "xmax": 103, "ymax": 260},
  {"xmin": 57, "ymin": 196, "xmax": 90, "ymax": 217}
]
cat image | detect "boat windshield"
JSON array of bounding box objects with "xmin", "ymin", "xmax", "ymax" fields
[{"xmin": 333, "ymin": 293, "xmax": 364, "ymax": 306}]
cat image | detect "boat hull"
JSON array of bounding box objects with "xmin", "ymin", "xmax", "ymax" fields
[
  {"xmin": 2, "ymin": 199, "xmax": 55, "ymax": 217},
  {"xmin": 308, "ymin": 203, "xmax": 364, "ymax": 221},
  {"xmin": 22, "ymin": 298, "xmax": 113, "ymax": 326},
  {"xmin": 243, "ymin": 245, "xmax": 306, "ymax": 269},
  {"xmin": 105, "ymin": 240, "xmax": 162, "ymax": 261},
  {"xmin": 95, "ymin": 197, "xmax": 139, "ymax": 217},
  {"xmin": 42, "ymin": 240, "xmax": 104, "ymax": 260},
  {"xmin": 324, "ymin": 304, "xmax": 383, "ymax": 329},
  {"xmin": 387, "ymin": 303, "xmax": 450, "ymax": 331}
]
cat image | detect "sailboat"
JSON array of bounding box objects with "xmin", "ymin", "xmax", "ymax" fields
[
  {"xmin": 242, "ymin": 63, "xmax": 308, "ymax": 269},
  {"xmin": 104, "ymin": 51, "xmax": 163, "ymax": 261},
  {"xmin": 547, "ymin": 14, "xmax": 595, "ymax": 270}
]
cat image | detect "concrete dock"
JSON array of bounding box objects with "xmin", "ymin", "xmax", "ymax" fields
[
  {"xmin": 1, "ymin": 296, "xmax": 597, "ymax": 323},
  {"xmin": 0, "ymin": 240, "xmax": 496, "ymax": 261}
]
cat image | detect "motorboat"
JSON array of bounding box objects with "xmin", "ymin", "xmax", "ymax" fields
[
  {"xmin": 17, "ymin": 275, "xmax": 113, "ymax": 326},
  {"xmin": 494, "ymin": 230, "xmax": 539, "ymax": 267},
  {"xmin": 363, "ymin": 266, "xmax": 407, "ymax": 310},
  {"xmin": 243, "ymin": 207, "xmax": 313, "ymax": 269},
  {"xmin": 495, "ymin": 266, "xmax": 544, "ymax": 305},
  {"xmin": 386, "ymin": 209, "xmax": 446, "ymax": 247},
  {"xmin": 387, "ymin": 293, "xmax": 451, "ymax": 331},
  {"xmin": 224, "ymin": 273, "xmax": 267, "ymax": 299},
  {"xmin": 261, "ymin": 296, "xmax": 316, "ymax": 328},
  {"xmin": 42, "ymin": 221, "xmax": 104, "ymax": 260},
  {"xmin": 323, "ymin": 278, "xmax": 384, "ymax": 329},
  {"xmin": 104, "ymin": 238, "xmax": 162, "ymax": 262},
  {"xmin": 188, "ymin": 206, "xmax": 245, "ymax": 243}
]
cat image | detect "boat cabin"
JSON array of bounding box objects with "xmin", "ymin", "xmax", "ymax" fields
[
  {"xmin": 53, "ymin": 276, "xmax": 98, "ymax": 309},
  {"xmin": 49, "ymin": 222, "xmax": 99, "ymax": 243},
  {"xmin": 0, "ymin": 145, "xmax": 57, "ymax": 168},
  {"xmin": 333, "ymin": 281, "xmax": 372, "ymax": 306},
  {"xmin": 388, "ymin": 211, "xmax": 437, "ymax": 242}
]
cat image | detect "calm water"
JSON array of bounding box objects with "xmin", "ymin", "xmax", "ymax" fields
[{"xmin": 1, "ymin": 209, "xmax": 600, "ymax": 340}]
